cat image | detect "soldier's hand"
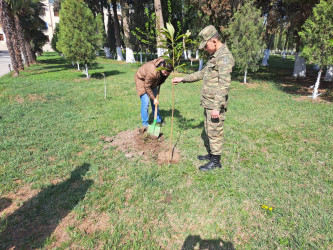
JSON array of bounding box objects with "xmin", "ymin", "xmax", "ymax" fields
[
  {"xmin": 211, "ymin": 110, "xmax": 220, "ymax": 119},
  {"xmin": 154, "ymin": 98, "xmax": 159, "ymax": 105},
  {"xmin": 172, "ymin": 77, "xmax": 183, "ymax": 85}
]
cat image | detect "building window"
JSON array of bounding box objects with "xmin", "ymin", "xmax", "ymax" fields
[{"xmin": 0, "ymin": 34, "xmax": 4, "ymax": 41}]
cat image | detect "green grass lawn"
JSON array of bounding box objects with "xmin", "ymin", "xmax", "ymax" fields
[{"xmin": 0, "ymin": 53, "xmax": 332, "ymax": 249}]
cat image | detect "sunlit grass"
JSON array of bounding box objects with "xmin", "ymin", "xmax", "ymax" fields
[{"xmin": 0, "ymin": 53, "xmax": 332, "ymax": 249}]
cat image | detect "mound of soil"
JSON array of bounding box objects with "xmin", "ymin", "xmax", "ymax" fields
[{"xmin": 100, "ymin": 128, "xmax": 180, "ymax": 165}]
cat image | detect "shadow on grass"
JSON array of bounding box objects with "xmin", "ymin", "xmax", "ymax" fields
[
  {"xmin": 0, "ymin": 198, "xmax": 12, "ymax": 212},
  {"xmin": 0, "ymin": 163, "xmax": 93, "ymax": 249},
  {"xmin": 159, "ymin": 108, "xmax": 210, "ymax": 153},
  {"xmin": 182, "ymin": 235, "xmax": 235, "ymax": 250},
  {"xmin": 232, "ymin": 55, "xmax": 333, "ymax": 102},
  {"xmin": 91, "ymin": 70, "xmax": 125, "ymax": 79}
]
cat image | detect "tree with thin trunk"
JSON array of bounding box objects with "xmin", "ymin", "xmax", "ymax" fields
[
  {"xmin": 106, "ymin": 3, "xmax": 116, "ymax": 58},
  {"xmin": 299, "ymin": 0, "xmax": 333, "ymax": 99},
  {"xmin": 158, "ymin": 22, "xmax": 191, "ymax": 163},
  {"xmin": 121, "ymin": 0, "xmax": 135, "ymax": 63},
  {"xmin": 57, "ymin": 0, "xmax": 104, "ymax": 78},
  {"xmin": 154, "ymin": 0, "xmax": 166, "ymax": 57},
  {"xmin": 111, "ymin": 0, "xmax": 124, "ymax": 61},
  {"xmin": 14, "ymin": 15, "xmax": 29, "ymax": 66},
  {"xmin": 0, "ymin": 0, "xmax": 19, "ymax": 76},
  {"xmin": 227, "ymin": 0, "xmax": 264, "ymax": 84}
]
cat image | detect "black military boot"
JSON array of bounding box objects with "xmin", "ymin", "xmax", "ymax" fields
[
  {"xmin": 199, "ymin": 155, "xmax": 221, "ymax": 171},
  {"xmin": 197, "ymin": 153, "xmax": 211, "ymax": 161}
]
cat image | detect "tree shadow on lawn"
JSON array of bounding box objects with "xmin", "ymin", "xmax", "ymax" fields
[
  {"xmin": 90, "ymin": 70, "xmax": 125, "ymax": 79},
  {"xmin": 182, "ymin": 235, "xmax": 235, "ymax": 250},
  {"xmin": 232, "ymin": 56, "xmax": 333, "ymax": 102},
  {"xmin": 159, "ymin": 108, "xmax": 209, "ymax": 153},
  {"xmin": 0, "ymin": 198, "xmax": 12, "ymax": 213},
  {"xmin": 0, "ymin": 163, "xmax": 93, "ymax": 249}
]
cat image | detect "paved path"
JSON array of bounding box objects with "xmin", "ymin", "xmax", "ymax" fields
[{"xmin": 0, "ymin": 51, "xmax": 12, "ymax": 77}]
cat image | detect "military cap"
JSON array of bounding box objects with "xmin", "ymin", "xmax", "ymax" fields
[{"xmin": 198, "ymin": 25, "xmax": 219, "ymax": 49}]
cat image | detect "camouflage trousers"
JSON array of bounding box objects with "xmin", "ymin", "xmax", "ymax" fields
[{"xmin": 204, "ymin": 108, "xmax": 225, "ymax": 156}]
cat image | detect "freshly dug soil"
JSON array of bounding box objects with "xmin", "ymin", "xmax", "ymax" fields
[{"xmin": 100, "ymin": 128, "xmax": 180, "ymax": 165}]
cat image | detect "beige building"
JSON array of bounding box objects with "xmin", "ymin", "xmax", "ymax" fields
[{"xmin": 0, "ymin": 0, "xmax": 117, "ymax": 52}]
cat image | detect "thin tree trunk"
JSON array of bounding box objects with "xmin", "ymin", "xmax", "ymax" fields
[
  {"xmin": 25, "ymin": 39, "xmax": 36, "ymax": 64},
  {"xmin": 111, "ymin": 0, "xmax": 124, "ymax": 61},
  {"xmin": 7, "ymin": 10, "xmax": 24, "ymax": 70},
  {"xmin": 187, "ymin": 50, "xmax": 192, "ymax": 59},
  {"xmin": 244, "ymin": 69, "xmax": 248, "ymax": 84},
  {"xmin": 183, "ymin": 50, "xmax": 188, "ymax": 60},
  {"xmin": 282, "ymin": 28, "xmax": 290, "ymax": 59},
  {"xmin": 0, "ymin": 0, "xmax": 19, "ymax": 76},
  {"xmin": 121, "ymin": 0, "xmax": 135, "ymax": 63},
  {"xmin": 199, "ymin": 59, "xmax": 203, "ymax": 71},
  {"xmin": 324, "ymin": 65, "xmax": 333, "ymax": 82},
  {"xmin": 312, "ymin": 69, "xmax": 322, "ymax": 99},
  {"xmin": 292, "ymin": 52, "xmax": 306, "ymax": 78},
  {"xmin": 15, "ymin": 15, "xmax": 29, "ymax": 67},
  {"xmin": 195, "ymin": 50, "xmax": 199, "ymax": 59},
  {"xmin": 154, "ymin": 0, "xmax": 166, "ymax": 57},
  {"xmin": 85, "ymin": 64, "xmax": 89, "ymax": 78}
]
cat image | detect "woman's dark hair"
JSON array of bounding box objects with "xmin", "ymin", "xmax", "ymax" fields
[{"xmin": 160, "ymin": 61, "xmax": 174, "ymax": 72}]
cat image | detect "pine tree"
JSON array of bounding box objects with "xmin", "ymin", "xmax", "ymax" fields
[
  {"xmin": 227, "ymin": 0, "xmax": 264, "ymax": 83},
  {"xmin": 57, "ymin": 0, "xmax": 103, "ymax": 78},
  {"xmin": 299, "ymin": 0, "xmax": 333, "ymax": 99}
]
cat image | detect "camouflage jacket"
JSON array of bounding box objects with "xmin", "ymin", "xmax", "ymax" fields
[{"xmin": 182, "ymin": 44, "xmax": 234, "ymax": 110}]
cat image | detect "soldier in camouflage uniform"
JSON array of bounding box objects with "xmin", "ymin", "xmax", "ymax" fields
[{"xmin": 172, "ymin": 25, "xmax": 234, "ymax": 171}]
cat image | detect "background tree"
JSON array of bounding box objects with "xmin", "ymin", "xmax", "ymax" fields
[
  {"xmin": 20, "ymin": 0, "xmax": 47, "ymax": 63},
  {"xmin": 51, "ymin": 24, "xmax": 60, "ymax": 54},
  {"xmin": 0, "ymin": 0, "xmax": 20, "ymax": 76},
  {"xmin": 111, "ymin": 0, "xmax": 124, "ymax": 61},
  {"xmin": 57, "ymin": 0, "xmax": 104, "ymax": 78},
  {"xmin": 131, "ymin": 5, "xmax": 157, "ymax": 61},
  {"xmin": 106, "ymin": 3, "xmax": 116, "ymax": 58},
  {"xmin": 2, "ymin": 0, "xmax": 25, "ymax": 71},
  {"xmin": 281, "ymin": 0, "xmax": 319, "ymax": 77},
  {"xmin": 227, "ymin": 0, "xmax": 264, "ymax": 83},
  {"xmin": 121, "ymin": 0, "xmax": 135, "ymax": 63},
  {"xmin": 299, "ymin": 0, "xmax": 333, "ymax": 99},
  {"xmin": 154, "ymin": 0, "xmax": 166, "ymax": 57}
]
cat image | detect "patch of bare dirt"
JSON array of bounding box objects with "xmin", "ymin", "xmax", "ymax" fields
[
  {"xmin": 27, "ymin": 94, "xmax": 47, "ymax": 102},
  {"xmin": 10, "ymin": 94, "xmax": 47, "ymax": 104},
  {"xmin": 293, "ymin": 95, "xmax": 328, "ymax": 103},
  {"xmin": 73, "ymin": 78, "xmax": 90, "ymax": 82},
  {"xmin": 100, "ymin": 128, "xmax": 181, "ymax": 165},
  {"xmin": 48, "ymin": 211, "xmax": 111, "ymax": 248},
  {"xmin": 0, "ymin": 185, "xmax": 39, "ymax": 216}
]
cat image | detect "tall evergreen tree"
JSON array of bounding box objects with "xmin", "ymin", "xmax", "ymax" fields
[
  {"xmin": 57, "ymin": 0, "xmax": 104, "ymax": 78},
  {"xmin": 227, "ymin": 0, "xmax": 264, "ymax": 83},
  {"xmin": 299, "ymin": 0, "xmax": 333, "ymax": 99}
]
